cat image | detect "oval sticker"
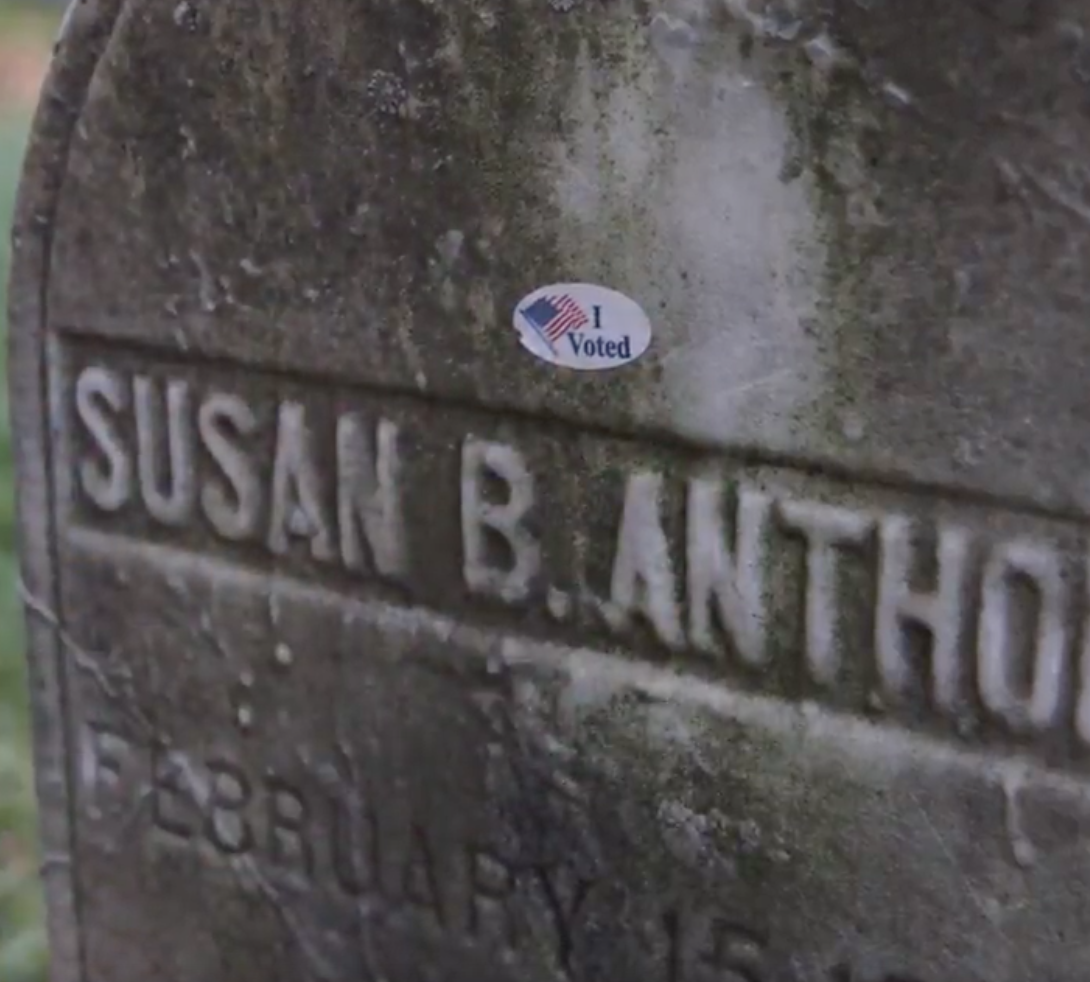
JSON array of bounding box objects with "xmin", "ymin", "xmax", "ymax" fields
[{"xmin": 513, "ymin": 283, "xmax": 652, "ymax": 371}]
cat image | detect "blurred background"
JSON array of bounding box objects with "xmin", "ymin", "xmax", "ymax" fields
[{"xmin": 1, "ymin": 2, "xmax": 64, "ymax": 981}]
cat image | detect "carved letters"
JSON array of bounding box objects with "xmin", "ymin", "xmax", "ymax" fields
[
  {"xmin": 81, "ymin": 723, "xmax": 924, "ymax": 982},
  {"xmin": 64, "ymin": 343, "xmax": 1090, "ymax": 755}
]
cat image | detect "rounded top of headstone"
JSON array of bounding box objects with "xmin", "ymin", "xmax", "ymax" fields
[{"xmin": 13, "ymin": 0, "xmax": 1090, "ymax": 515}]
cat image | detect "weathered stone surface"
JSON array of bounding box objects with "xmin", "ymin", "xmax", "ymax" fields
[{"xmin": 10, "ymin": 0, "xmax": 1090, "ymax": 980}]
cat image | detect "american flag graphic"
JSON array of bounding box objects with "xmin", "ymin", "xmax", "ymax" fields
[{"xmin": 519, "ymin": 294, "xmax": 589, "ymax": 350}]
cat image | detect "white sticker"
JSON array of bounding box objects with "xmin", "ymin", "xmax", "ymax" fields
[{"xmin": 513, "ymin": 283, "xmax": 652, "ymax": 371}]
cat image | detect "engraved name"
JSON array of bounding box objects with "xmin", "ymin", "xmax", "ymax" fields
[{"xmin": 62, "ymin": 340, "xmax": 1090, "ymax": 758}]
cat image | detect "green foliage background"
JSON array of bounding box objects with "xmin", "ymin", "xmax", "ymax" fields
[
  {"xmin": 0, "ymin": 108, "xmax": 48, "ymax": 982},
  {"xmin": 1, "ymin": 6, "xmax": 61, "ymax": 982}
]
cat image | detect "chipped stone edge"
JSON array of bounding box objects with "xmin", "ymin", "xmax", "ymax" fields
[{"xmin": 6, "ymin": 1, "xmax": 127, "ymax": 980}]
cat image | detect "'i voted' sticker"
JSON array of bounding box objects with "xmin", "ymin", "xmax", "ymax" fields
[{"xmin": 513, "ymin": 283, "xmax": 652, "ymax": 371}]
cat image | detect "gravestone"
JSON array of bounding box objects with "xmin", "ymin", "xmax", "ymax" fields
[{"xmin": 9, "ymin": 0, "xmax": 1090, "ymax": 979}]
